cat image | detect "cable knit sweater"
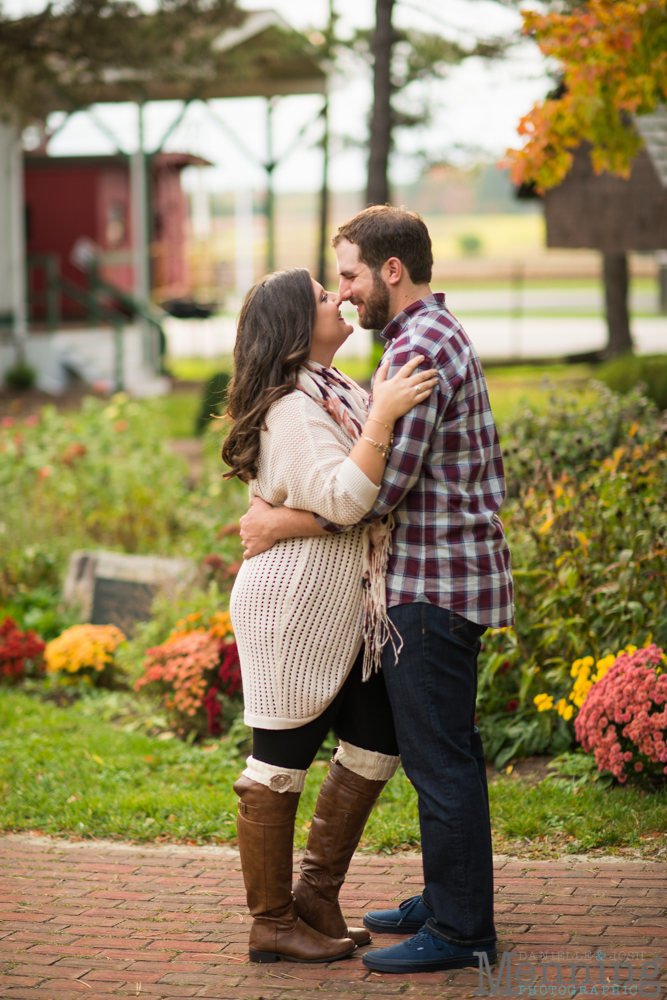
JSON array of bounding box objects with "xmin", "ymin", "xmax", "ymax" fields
[{"xmin": 230, "ymin": 389, "xmax": 379, "ymax": 730}]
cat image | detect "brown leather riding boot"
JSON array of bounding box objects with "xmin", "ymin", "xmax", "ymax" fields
[
  {"xmin": 293, "ymin": 759, "xmax": 388, "ymax": 945},
  {"xmin": 233, "ymin": 775, "xmax": 356, "ymax": 963}
]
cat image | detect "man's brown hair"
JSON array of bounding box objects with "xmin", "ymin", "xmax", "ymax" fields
[{"xmin": 331, "ymin": 205, "xmax": 433, "ymax": 284}]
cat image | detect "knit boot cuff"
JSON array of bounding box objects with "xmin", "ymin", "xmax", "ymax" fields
[
  {"xmin": 335, "ymin": 741, "xmax": 400, "ymax": 782},
  {"xmin": 242, "ymin": 755, "xmax": 307, "ymax": 793}
]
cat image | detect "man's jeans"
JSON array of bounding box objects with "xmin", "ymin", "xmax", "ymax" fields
[{"xmin": 382, "ymin": 602, "xmax": 496, "ymax": 948}]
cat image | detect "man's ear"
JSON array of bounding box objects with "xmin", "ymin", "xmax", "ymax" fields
[{"xmin": 382, "ymin": 257, "xmax": 403, "ymax": 286}]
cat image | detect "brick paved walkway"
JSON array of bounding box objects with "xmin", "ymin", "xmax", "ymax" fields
[{"xmin": 0, "ymin": 836, "xmax": 665, "ymax": 999}]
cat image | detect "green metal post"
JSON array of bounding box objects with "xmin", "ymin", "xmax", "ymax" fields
[
  {"xmin": 114, "ymin": 324, "xmax": 124, "ymax": 391},
  {"xmin": 46, "ymin": 254, "xmax": 59, "ymax": 331},
  {"xmin": 266, "ymin": 97, "xmax": 277, "ymax": 273}
]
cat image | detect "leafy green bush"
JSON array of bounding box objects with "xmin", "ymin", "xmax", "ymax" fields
[
  {"xmin": 458, "ymin": 233, "xmax": 483, "ymax": 256},
  {"xmin": 0, "ymin": 394, "xmax": 246, "ymax": 609},
  {"xmin": 478, "ymin": 383, "xmax": 667, "ymax": 767},
  {"xmin": 597, "ymin": 354, "xmax": 667, "ymax": 411},
  {"xmin": 0, "ymin": 586, "xmax": 77, "ymax": 642},
  {"xmin": 500, "ymin": 381, "xmax": 659, "ymax": 496},
  {"xmin": 3, "ymin": 360, "xmax": 36, "ymax": 390}
]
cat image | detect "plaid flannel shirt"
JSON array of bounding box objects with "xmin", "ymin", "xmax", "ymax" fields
[{"xmin": 318, "ymin": 293, "xmax": 514, "ymax": 628}]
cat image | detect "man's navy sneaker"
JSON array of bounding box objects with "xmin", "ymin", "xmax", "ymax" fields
[
  {"xmin": 361, "ymin": 927, "xmax": 497, "ymax": 974},
  {"xmin": 362, "ymin": 894, "xmax": 432, "ymax": 934}
]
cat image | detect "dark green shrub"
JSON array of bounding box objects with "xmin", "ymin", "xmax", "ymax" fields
[
  {"xmin": 597, "ymin": 354, "xmax": 667, "ymax": 411},
  {"xmin": 0, "ymin": 587, "xmax": 77, "ymax": 643},
  {"xmin": 458, "ymin": 233, "xmax": 483, "ymax": 256},
  {"xmin": 4, "ymin": 361, "xmax": 36, "ymax": 390}
]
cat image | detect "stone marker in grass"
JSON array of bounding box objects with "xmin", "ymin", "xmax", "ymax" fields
[{"xmin": 64, "ymin": 550, "xmax": 197, "ymax": 635}]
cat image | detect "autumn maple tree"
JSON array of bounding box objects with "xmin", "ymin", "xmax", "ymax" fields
[{"xmin": 506, "ymin": 0, "xmax": 667, "ymax": 191}]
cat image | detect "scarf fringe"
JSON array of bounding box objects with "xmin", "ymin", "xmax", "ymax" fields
[
  {"xmin": 360, "ymin": 514, "xmax": 403, "ymax": 680},
  {"xmin": 361, "ymin": 596, "xmax": 404, "ymax": 681}
]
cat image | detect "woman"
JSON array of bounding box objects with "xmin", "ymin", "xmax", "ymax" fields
[{"xmin": 222, "ymin": 268, "xmax": 437, "ymax": 965}]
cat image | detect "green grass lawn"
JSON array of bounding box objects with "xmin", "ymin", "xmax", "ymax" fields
[
  {"xmin": 1, "ymin": 691, "xmax": 665, "ymax": 858},
  {"xmin": 167, "ymin": 357, "xmax": 233, "ymax": 382},
  {"xmin": 483, "ymin": 364, "xmax": 598, "ymax": 426},
  {"xmin": 163, "ymin": 357, "xmax": 602, "ymax": 438},
  {"xmin": 143, "ymin": 392, "xmax": 202, "ymax": 438}
]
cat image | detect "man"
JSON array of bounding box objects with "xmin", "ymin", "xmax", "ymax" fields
[{"xmin": 238, "ymin": 205, "xmax": 513, "ymax": 973}]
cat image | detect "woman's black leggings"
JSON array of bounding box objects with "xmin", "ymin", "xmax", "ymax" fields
[{"xmin": 252, "ymin": 648, "xmax": 399, "ymax": 771}]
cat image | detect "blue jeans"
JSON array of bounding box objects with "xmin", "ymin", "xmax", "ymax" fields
[{"xmin": 381, "ymin": 602, "xmax": 496, "ymax": 948}]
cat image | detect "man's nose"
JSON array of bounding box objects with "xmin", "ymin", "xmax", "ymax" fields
[{"xmin": 338, "ymin": 278, "xmax": 351, "ymax": 300}]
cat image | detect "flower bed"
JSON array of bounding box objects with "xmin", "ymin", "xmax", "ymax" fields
[{"xmin": 135, "ymin": 611, "xmax": 241, "ymax": 738}]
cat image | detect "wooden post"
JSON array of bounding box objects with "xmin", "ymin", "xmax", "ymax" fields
[
  {"xmin": 602, "ymin": 252, "xmax": 633, "ymax": 358},
  {"xmin": 658, "ymin": 251, "xmax": 667, "ymax": 315},
  {"xmin": 9, "ymin": 126, "xmax": 28, "ymax": 363},
  {"xmin": 317, "ymin": 91, "xmax": 330, "ymax": 288},
  {"xmin": 317, "ymin": 0, "xmax": 334, "ymax": 287},
  {"xmin": 367, "ymin": 0, "xmax": 394, "ymax": 207}
]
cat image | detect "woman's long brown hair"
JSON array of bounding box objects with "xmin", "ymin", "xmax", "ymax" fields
[{"xmin": 222, "ymin": 268, "xmax": 316, "ymax": 483}]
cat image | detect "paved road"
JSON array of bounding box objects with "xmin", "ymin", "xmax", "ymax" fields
[
  {"xmin": 447, "ymin": 287, "xmax": 661, "ymax": 315},
  {"xmin": 462, "ymin": 316, "xmax": 667, "ymax": 360},
  {"xmin": 0, "ymin": 835, "xmax": 665, "ymax": 999}
]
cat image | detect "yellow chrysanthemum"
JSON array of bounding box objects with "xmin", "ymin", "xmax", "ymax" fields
[
  {"xmin": 45, "ymin": 624, "xmax": 126, "ymax": 675},
  {"xmin": 208, "ymin": 611, "xmax": 233, "ymax": 638},
  {"xmin": 172, "ymin": 610, "xmax": 233, "ymax": 639},
  {"xmin": 534, "ymin": 693, "xmax": 553, "ymax": 712},
  {"xmin": 555, "ymin": 698, "xmax": 574, "ymax": 721},
  {"xmin": 594, "ymin": 654, "xmax": 616, "ymax": 682}
]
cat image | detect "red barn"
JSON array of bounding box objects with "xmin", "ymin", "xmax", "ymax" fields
[{"xmin": 24, "ymin": 152, "xmax": 208, "ymax": 319}]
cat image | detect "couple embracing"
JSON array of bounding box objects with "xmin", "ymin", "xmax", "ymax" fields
[{"xmin": 221, "ymin": 206, "xmax": 513, "ymax": 975}]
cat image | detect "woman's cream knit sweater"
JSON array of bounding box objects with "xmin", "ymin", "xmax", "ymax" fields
[{"xmin": 230, "ymin": 389, "xmax": 379, "ymax": 730}]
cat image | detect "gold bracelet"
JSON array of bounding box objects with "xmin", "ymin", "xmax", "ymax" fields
[
  {"xmin": 367, "ymin": 416, "xmax": 393, "ymax": 435},
  {"xmin": 366, "ymin": 417, "xmax": 394, "ymax": 446},
  {"xmin": 361, "ymin": 435, "xmax": 391, "ymax": 459}
]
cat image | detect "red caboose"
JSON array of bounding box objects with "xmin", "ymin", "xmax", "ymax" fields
[{"xmin": 24, "ymin": 152, "xmax": 207, "ymax": 319}]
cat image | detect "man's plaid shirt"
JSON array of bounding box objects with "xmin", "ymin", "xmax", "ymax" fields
[{"xmin": 322, "ymin": 293, "xmax": 514, "ymax": 628}]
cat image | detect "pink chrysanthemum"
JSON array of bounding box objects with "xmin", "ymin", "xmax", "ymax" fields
[{"xmin": 575, "ymin": 645, "xmax": 667, "ymax": 781}]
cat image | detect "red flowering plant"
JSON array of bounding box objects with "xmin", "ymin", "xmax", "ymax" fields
[
  {"xmin": 0, "ymin": 616, "xmax": 46, "ymax": 682},
  {"xmin": 135, "ymin": 611, "xmax": 241, "ymax": 738},
  {"xmin": 574, "ymin": 645, "xmax": 667, "ymax": 784}
]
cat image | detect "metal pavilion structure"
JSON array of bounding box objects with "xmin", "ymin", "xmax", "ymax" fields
[{"xmin": 0, "ymin": 8, "xmax": 329, "ymax": 394}]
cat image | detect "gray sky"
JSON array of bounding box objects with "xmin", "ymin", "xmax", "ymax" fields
[{"xmin": 11, "ymin": 0, "xmax": 552, "ymax": 192}]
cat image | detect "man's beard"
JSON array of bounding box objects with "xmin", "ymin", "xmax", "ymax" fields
[{"xmin": 356, "ymin": 271, "xmax": 391, "ymax": 330}]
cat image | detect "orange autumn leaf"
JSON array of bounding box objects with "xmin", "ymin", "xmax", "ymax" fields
[{"xmin": 504, "ymin": 0, "xmax": 667, "ymax": 191}]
